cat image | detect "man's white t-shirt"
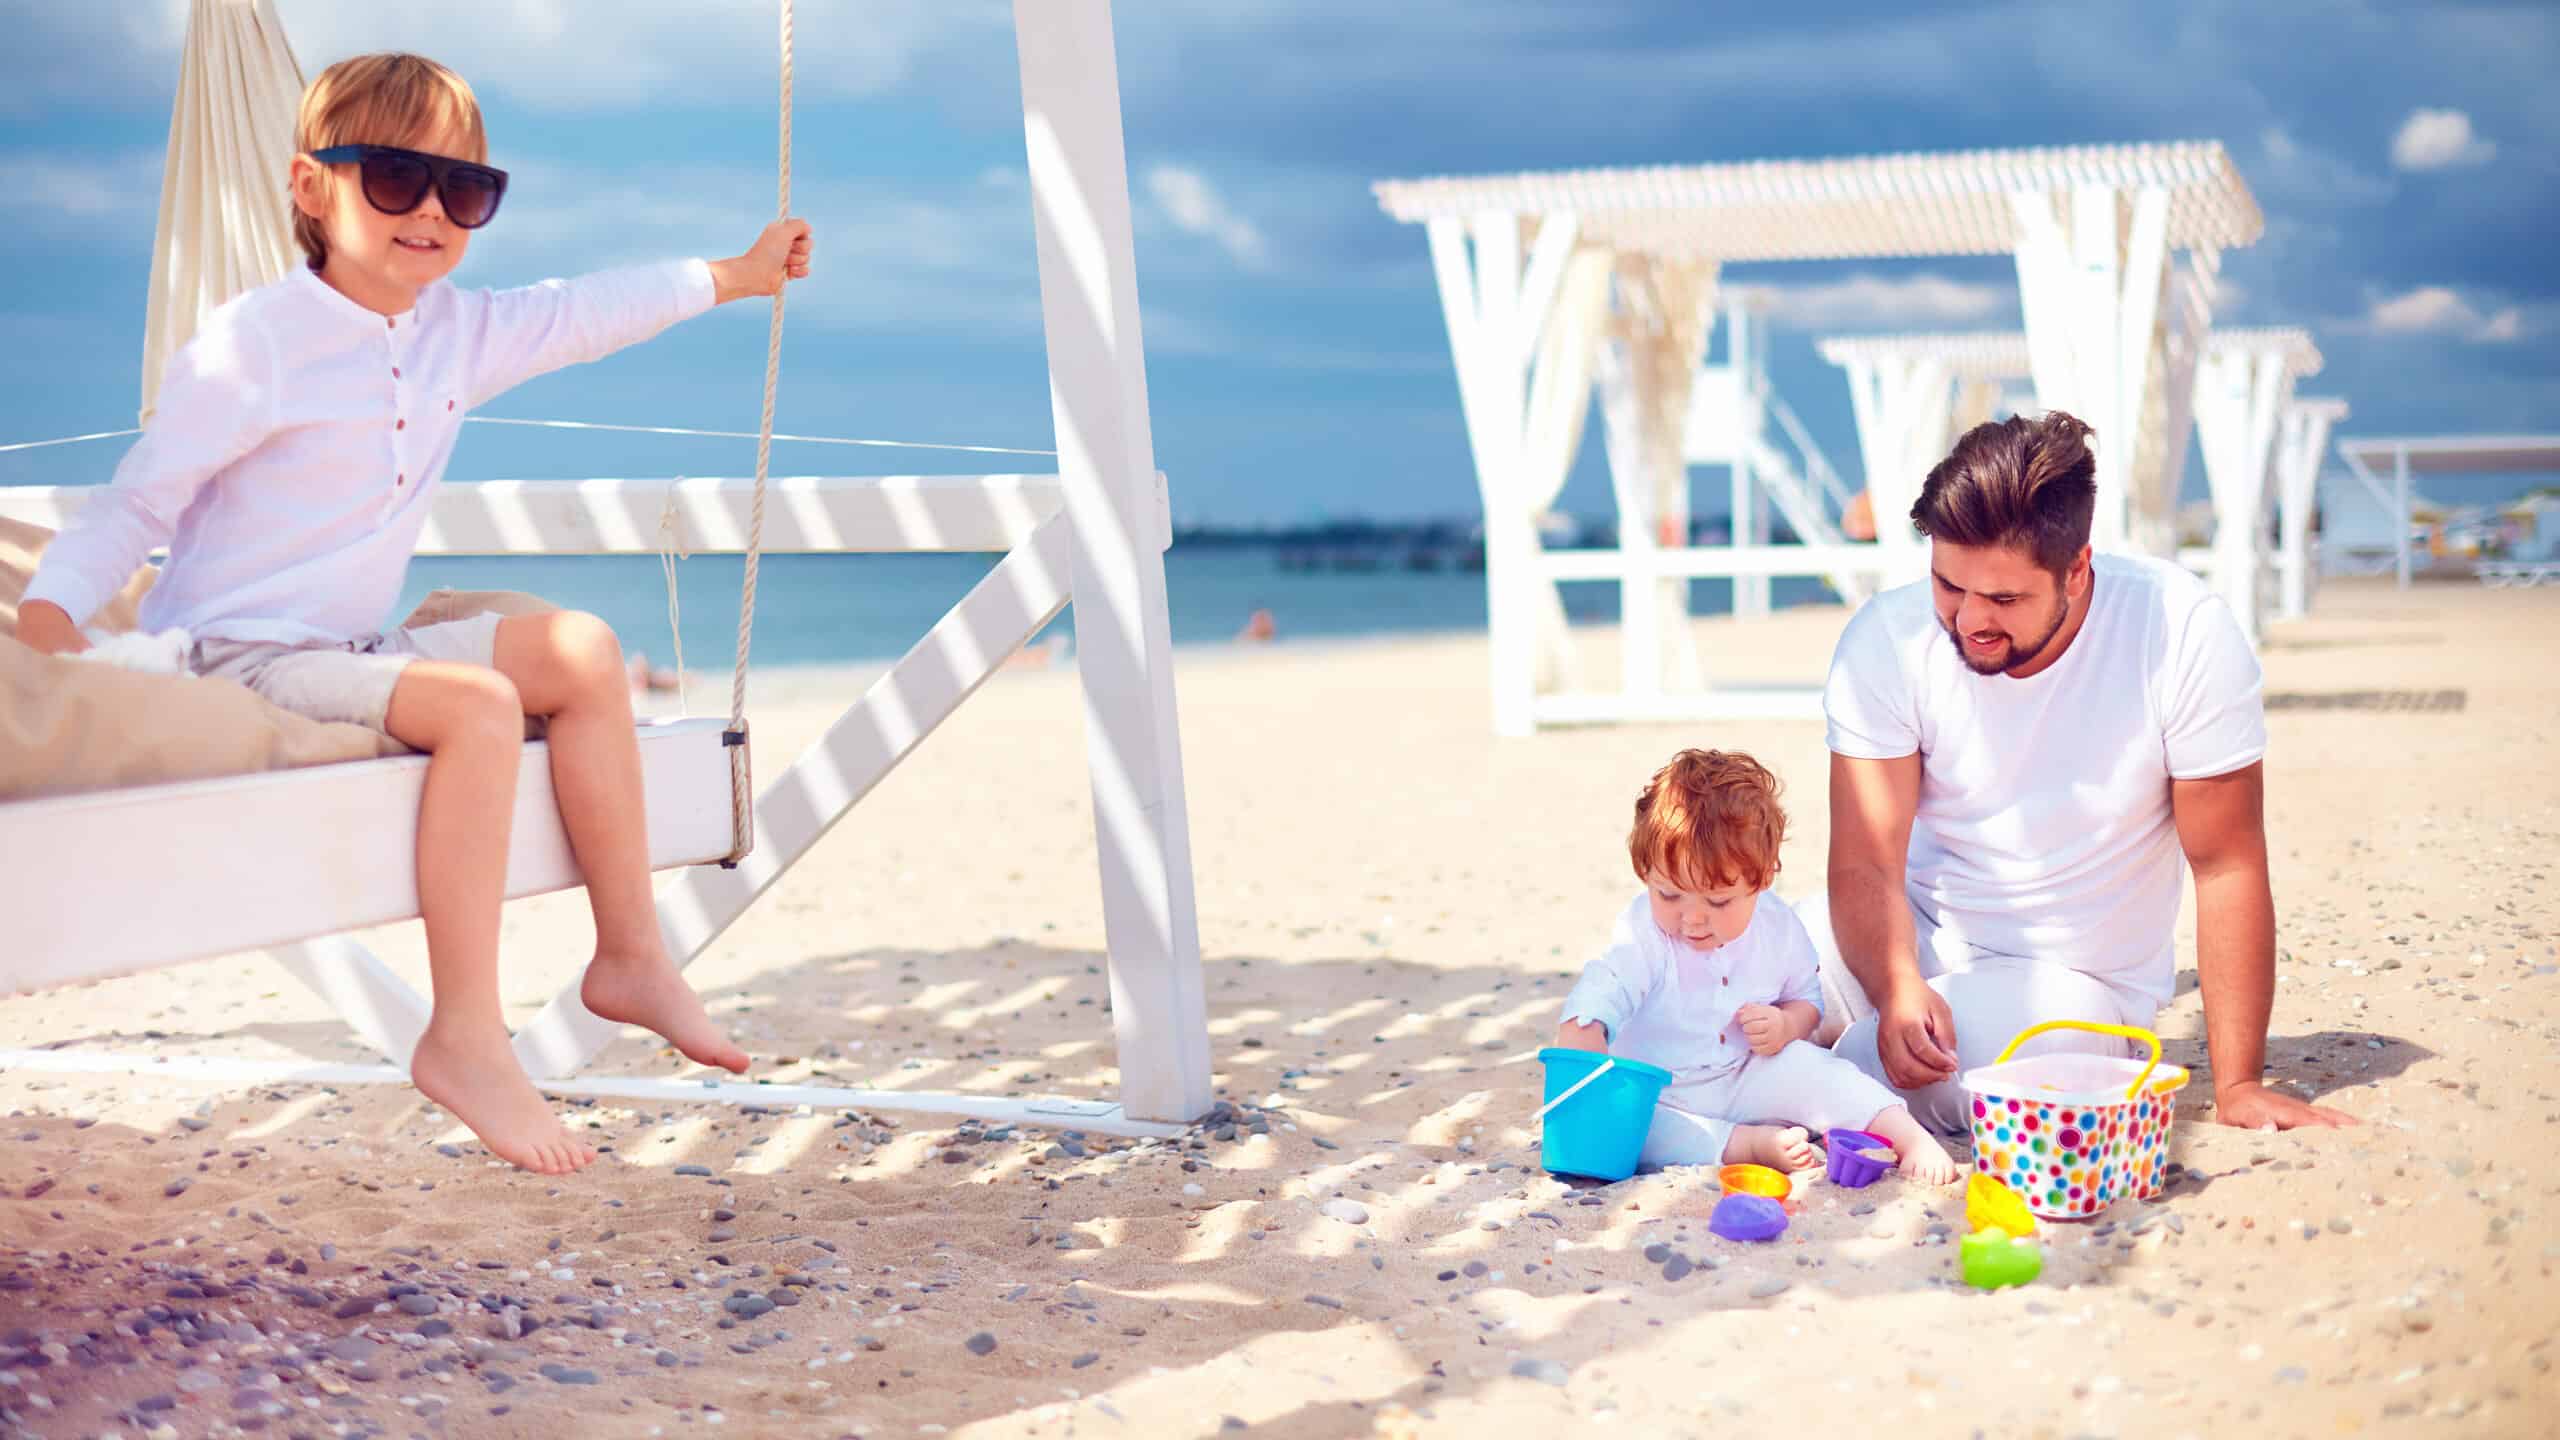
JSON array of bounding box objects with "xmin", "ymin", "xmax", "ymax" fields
[{"xmin": 1822, "ymin": 552, "xmax": 2267, "ymax": 1008}]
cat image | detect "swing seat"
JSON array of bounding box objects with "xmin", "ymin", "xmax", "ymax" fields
[{"xmin": 0, "ymin": 715, "xmax": 731, "ymax": 993}]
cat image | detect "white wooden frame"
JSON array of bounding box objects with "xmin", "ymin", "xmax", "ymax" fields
[
  {"xmin": 0, "ymin": 2, "xmax": 1209, "ymax": 1139},
  {"xmin": 1374, "ymin": 143, "xmax": 2264, "ymax": 733}
]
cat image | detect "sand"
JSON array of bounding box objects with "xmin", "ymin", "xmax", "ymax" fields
[{"xmin": 2, "ymin": 575, "xmax": 2554, "ymax": 1439}]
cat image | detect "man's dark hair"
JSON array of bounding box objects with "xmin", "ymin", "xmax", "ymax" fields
[{"xmin": 1909, "ymin": 411, "xmax": 2098, "ymax": 576}]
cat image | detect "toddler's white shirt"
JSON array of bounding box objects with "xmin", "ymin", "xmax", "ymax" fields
[
  {"xmin": 1560, "ymin": 891, "xmax": 1824, "ymax": 1087},
  {"xmin": 26, "ymin": 259, "xmax": 716, "ymax": 645}
]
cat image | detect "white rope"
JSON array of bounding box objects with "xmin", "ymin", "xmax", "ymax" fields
[
  {"xmin": 655, "ymin": 479, "xmax": 691, "ymax": 717},
  {"xmin": 721, "ymin": 0, "xmax": 793, "ymax": 865},
  {"xmin": 468, "ymin": 416, "xmax": 1053, "ymax": 456},
  {"xmin": 0, "ymin": 420, "xmax": 1052, "ymax": 458}
]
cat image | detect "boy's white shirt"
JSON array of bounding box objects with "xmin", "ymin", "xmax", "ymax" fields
[
  {"xmin": 1821, "ymin": 552, "xmax": 2268, "ymax": 1010},
  {"xmin": 1560, "ymin": 890, "xmax": 1824, "ymax": 1087},
  {"xmin": 26, "ymin": 258, "xmax": 717, "ymax": 645}
]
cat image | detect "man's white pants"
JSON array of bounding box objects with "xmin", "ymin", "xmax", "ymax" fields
[
  {"xmin": 1798, "ymin": 892, "xmax": 2159, "ymax": 1133},
  {"xmin": 1638, "ymin": 1043, "xmax": 1903, "ymax": 1170}
]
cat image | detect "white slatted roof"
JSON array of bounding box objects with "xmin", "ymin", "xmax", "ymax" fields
[
  {"xmin": 1815, "ymin": 324, "xmax": 2320, "ymax": 380},
  {"xmin": 2338, "ymin": 436, "xmax": 2560, "ymax": 475},
  {"xmin": 1816, "ymin": 332, "xmax": 2031, "ymax": 379},
  {"xmin": 1373, "ymin": 142, "xmax": 2262, "ymax": 261},
  {"xmin": 2206, "ymin": 325, "xmax": 2323, "ymax": 377}
]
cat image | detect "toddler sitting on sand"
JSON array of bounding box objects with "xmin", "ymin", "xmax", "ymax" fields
[{"xmin": 1552, "ymin": 749, "xmax": 1957, "ymax": 1183}]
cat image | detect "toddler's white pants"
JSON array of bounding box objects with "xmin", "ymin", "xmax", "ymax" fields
[{"xmin": 1638, "ymin": 1042, "xmax": 1904, "ymax": 1170}]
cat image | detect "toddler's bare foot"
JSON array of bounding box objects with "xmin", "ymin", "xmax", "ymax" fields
[
  {"xmin": 581, "ymin": 949, "xmax": 749, "ymax": 1073},
  {"xmin": 1726, "ymin": 1123, "xmax": 1818, "ymax": 1171},
  {"xmin": 1866, "ymin": 1105, "xmax": 1960, "ymax": 1185},
  {"xmin": 411, "ymin": 1021, "xmax": 595, "ymax": 1175}
]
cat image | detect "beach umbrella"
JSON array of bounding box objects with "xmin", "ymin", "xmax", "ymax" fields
[{"xmin": 141, "ymin": 0, "xmax": 305, "ymax": 424}]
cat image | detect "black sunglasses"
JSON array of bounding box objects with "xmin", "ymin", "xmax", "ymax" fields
[{"xmin": 309, "ymin": 144, "xmax": 509, "ymax": 229}]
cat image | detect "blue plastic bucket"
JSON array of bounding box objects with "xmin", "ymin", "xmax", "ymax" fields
[{"xmin": 1536, "ymin": 1047, "xmax": 1673, "ymax": 1181}]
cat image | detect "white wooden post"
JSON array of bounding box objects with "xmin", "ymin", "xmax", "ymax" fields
[
  {"xmin": 1014, "ymin": 0, "xmax": 1209, "ymax": 1123},
  {"xmin": 2148, "ymin": 249, "xmax": 2216, "ymax": 558},
  {"xmin": 2193, "ymin": 341, "xmax": 2291, "ymax": 643},
  {"xmin": 1426, "ymin": 212, "xmax": 1586, "ymax": 735},
  {"xmin": 2013, "ymin": 186, "xmax": 2179, "ymax": 556},
  {"xmin": 2275, "ymin": 398, "xmax": 2347, "ymax": 619},
  {"xmin": 1840, "ymin": 353, "xmax": 1953, "ymax": 591},
  {"xmin": 2394, "ymin": 445, "xmax": 2413, "ymax": 589},
  {"xmin": 1728, "ymin": 302, "xmax": 1769, "ymax": 619}
]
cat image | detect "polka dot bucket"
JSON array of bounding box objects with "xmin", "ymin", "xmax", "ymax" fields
[{"xmin": 1960, "ymin": 1021, "xmax": 2188, "ymax": 1221}]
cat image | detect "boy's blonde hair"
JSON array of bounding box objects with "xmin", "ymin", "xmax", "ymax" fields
[
  {"xmin": 293, "ymin": 53, "xmax": 488, "ymax": 271},
  {"xmin": 1627, "ymin": 749, "xmax": 1786, "ymax": 892}
]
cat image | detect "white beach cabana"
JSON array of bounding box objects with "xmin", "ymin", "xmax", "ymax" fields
[
  {"xmin": 0, "ymin": 0, "xmax": 1213, "ymax": 1136},
  {"xmin": 2336, "ymin": 436, "xmax": 2560, "ymax": 589},
  {"xmin": 1373, "ymin": 143, "xmax": 2262, "ymax": 733}
]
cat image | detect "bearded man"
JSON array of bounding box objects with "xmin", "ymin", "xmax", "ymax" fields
[{"xmin": 1806, "ymin": 410, "xmax": 2354, "ymax": 1134}]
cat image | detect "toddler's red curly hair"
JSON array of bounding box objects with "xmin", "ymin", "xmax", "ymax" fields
[{"xmin": 1627, "ymin": 748, "xmax": 1786, "ymax": 892}]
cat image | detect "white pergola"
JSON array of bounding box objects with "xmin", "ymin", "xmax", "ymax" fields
[
  {"xmin": 1374, "ymin": 142, "xmax": 2262, "ymax": 734},
  {"xmin": 2337, "ymin": 436, "xmax": 2560, "ymax": 588}
]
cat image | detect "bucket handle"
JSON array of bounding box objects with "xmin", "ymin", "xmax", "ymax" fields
[
  {"xmin": 1991, "ymin": 1021, "xmax": 2163, "ymax": 1102},
  {"xmin": 1533, "ymin": 1056, "xmax": 1617, "ymax": 1124}
]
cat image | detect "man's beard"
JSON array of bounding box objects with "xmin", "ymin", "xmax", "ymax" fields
[{"xmin": 1945, "ymin": 590, "xmax": 2069, "ymax": 676}]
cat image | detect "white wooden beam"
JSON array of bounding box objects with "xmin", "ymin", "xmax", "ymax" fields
[
  {"xmin": 510, "ymin": 513, "xmax": 1076, "ymax": 1080},
  {"xmin": 0, "ymin": 1050, "xmax": 1188, "ymax": 1139},
  {"xmin": 1010, "ymin": 0, "xmax": 1210, "ymax": 1125},
  {"xmin": 0, "ymin": 476, "xmax": 1077, "ymax": 557},
  {"xmin": 1540, "ymin": 542, "xmax": 1889, "ymax": 581}
]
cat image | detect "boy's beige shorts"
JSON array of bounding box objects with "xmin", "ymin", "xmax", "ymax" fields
[{"xmin": 191, "ymin": 613, "xmax": 504, "ymax": 734}]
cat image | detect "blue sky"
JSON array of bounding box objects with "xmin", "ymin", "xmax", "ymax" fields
[{"xmin": 2, "ymin": 0, "xmax": 2554, "ymax": 524}]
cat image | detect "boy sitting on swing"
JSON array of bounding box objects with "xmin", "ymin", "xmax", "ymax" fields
[{"xmin": 11, "ymin": 53, "xmax": 813, "ymax": 1174}]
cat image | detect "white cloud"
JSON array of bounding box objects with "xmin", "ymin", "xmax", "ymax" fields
[
  {"xmin": 1744, "ymin": 273, "xmax": 2016, "ymax": 332},
  {"xmin": 5, "ymin": 149, "xmax": 168, "ymax": 228},
  {"xmin": 1142, "ymin": 164, "xmax": 1268, "ymax": 269},
  {"xmin": 2389, "ymin": 108, "xmax": 2497, "ymax": 171},
  {"xmin": 2363, "ymin": 285, "xmax": 2523, "ymax": 343}
]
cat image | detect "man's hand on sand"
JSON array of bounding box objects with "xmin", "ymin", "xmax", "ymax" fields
[
  {"xmin": 2214, "ymin": 1079, "xmax": 2355, "ymax": 1131},
  {"xmin": 1877, "ymin": 985, "xmax": 1959, "ymax": 1090}
]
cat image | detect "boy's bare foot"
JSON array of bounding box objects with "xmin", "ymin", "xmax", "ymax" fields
[
  {"xmin": 410, "ymin": 1021, "xmax": 596, "ymax": 1175},
  {"xmin": 581, "ymin": 949, "xmax": 749, "ymax": 1073},
  {"xmin": 1866, "ymin": 1104, "xmax": 1960, "ymax": 1185},
  {"xmin": 1725, "ymin": 1123, "xmax": 1819, "ymax": 1171}
]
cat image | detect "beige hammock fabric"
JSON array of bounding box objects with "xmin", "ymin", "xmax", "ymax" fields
[{"xmin": 141, "ymin": 0, "xmax": 306, "ymax": 425}]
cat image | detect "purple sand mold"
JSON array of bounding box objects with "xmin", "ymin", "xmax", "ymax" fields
[
  {"xmin": 1824, "ymin": 1128, "xmax": 1892, "ymax": 1188},
  {"xmin": 1709, "ymin": 1193, "xmax": 1787, "ymax": 1243}
]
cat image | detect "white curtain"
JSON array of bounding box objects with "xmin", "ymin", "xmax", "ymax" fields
[{"xmin": 142, "ymin": 0, "xmax": 306, "ymax": 424}]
